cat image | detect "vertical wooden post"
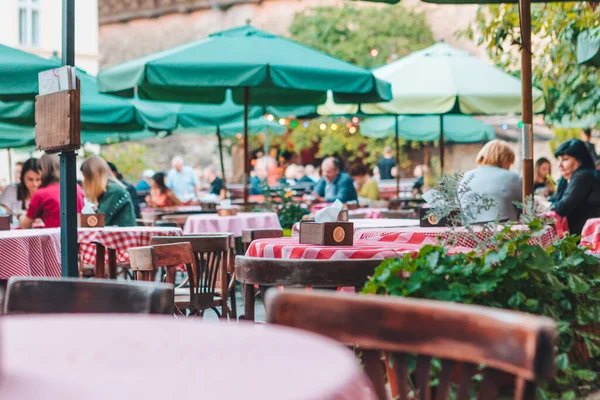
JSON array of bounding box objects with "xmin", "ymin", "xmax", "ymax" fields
[
  {"xmin": 439, "ymin": 115, "xmax": 445, "ymax": 176},
  {"xmin": 61, "ymin": 0, "xmax": 78, "ymax": 277},
  {"xmin": 7, "ymin": 148, "xmax": 13, "ymax": 184},
  {"xmin": 243, "ymin": 87, "xmax": 250, "ymax": 211},
  {"xmin": 394, "ymin": 115, "xmax": 400, "ymax": 198},
  {"xmin": 217, "ymin": 128, "xmax": 227, "ymax": 191},
  {"xmin": 520, "ymin": 0, "xmax": 534, "ymax": 201}
]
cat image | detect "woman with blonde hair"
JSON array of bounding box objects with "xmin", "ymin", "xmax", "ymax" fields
[
  {"xmin": 459, "ymin": 139, "xmax": 522, "ymax": 222},
  {"xmin": 81, "ymin": 155, "xmax": 136, "ymax": 227}
]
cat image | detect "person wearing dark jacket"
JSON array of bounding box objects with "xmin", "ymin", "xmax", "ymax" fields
[
  {"xmin": 107, "ymin": 162, "xmax": 141, "ymax": 218},
  {"xmin": 311, "ymin": 157, "xmax": 358, "ymax": 203},
  {"xmin": 551, "ymin": 139, "xmax": 600, "ymax": 235}
]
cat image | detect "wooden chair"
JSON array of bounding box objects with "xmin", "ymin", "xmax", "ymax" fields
[
  {"xmin": 241, "ymin": 228, "xmax": 284, "ymax": 252},
  {"xmin": 160, "ymin": 214, "xmax": 190, "ymax": 228},
  {"xmin": 130, "ymin": 239, "xmax": 229, "ymax": 317},
  {"xmin": 151, "ymin": 235, "xmax": 235, "ymax": 318},
  {"xmin": 235, "ymin": 256, "xmax": 381, "ymax": 322},
  {"xmin": 136, "ymin": 218, "xmax": 155, "ymax": 227},
  {"xmin": 381, "ymin": 209, "xmax": 418, "ymax": 219},
  {"xmin": 267, "ymin": 290, "xmax": 557, "ymax": 400},
  {"xmin": 154, "ymin": 220, "xmax": 180, "ymax": 228},
  {"xmin": 4, "ymin": 277, "xmax": 174, "ymax": 315}
]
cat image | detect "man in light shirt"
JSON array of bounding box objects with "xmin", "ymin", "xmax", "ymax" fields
[{"xmin": 167, "ymin": 156, "xmax": 198, "ymax": 202}]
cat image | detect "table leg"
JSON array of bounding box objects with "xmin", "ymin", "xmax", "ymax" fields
[
  {"xmin": 94, "ymin": 243, "xmax": 106, "ymax": 279},
  {"xmin": 243, "ymin": 283, "xmax": 255, "ymax": 322},
  {"xmin": 107, "ymin": 248, "xmax": 117, "ymax": 280}
]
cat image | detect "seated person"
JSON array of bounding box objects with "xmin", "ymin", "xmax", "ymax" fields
[
  {"xmin": 348, "ymin": 164, "xmax": 380, "ymax": 201},
  {"xmin": 203, "ymin": 166, "xmax": 226, "ymax": 200},
  {"xmin": 310, "ymin": 157, "xmax": 358, "ymax": 203},
  {"xmin": 459, "ymin": 140, "xmax": 522, "ymax": 223},
  {"xmin": 551, "ymin": 139, "xmax": 600, "ymax": 235},
  {"xmin": 145, "ymin": 172, "xmax": 182, "ymax": 208}
]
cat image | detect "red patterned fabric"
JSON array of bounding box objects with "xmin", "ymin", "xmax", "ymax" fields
[
  {"xmin": 246, "ymin": 237, "xmax": 470, "ymax": 260},
  {"xmin": 356, "ymin": 225, "xmax": 556, "ymax": 248},
  {"xmin": 78, "ymin": 227, "xmax": 182, "ymax": 265},
  {"xmin": 0, "ymin": 228, "xmax": 61, "ymax": 279},
  {"xmin": 581, "ymin": 218, "xmax": 600, "ymax": 253}
]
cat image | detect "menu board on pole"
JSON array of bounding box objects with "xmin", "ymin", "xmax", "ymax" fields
[{"xmin": 35, "ymin": 66, "xmax": 81, "ymax": 153}]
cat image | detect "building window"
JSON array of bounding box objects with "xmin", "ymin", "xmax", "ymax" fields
[{"xmin": 18, "ymin": 0, "xmax": 40, "ymax": 47}]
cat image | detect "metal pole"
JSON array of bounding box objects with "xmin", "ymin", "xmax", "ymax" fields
[
  {"xmin": 61, "ymin": 0, "xmax": 78, "ymax": 277},
  {"xmin": 243, "ymin": 87, "xmax": 250, "ymax": 211},
  {"xmin": 439, "ymin": 115, "xmax": 445, "ymax": 176},
  {"xmin": 394, "ymin": 115, "xmax": 400, "ymax": 198},
  {"xmin": 520, "ymin": 0, "xmax": 534, "ymax": 201},
  {"xmin": 7, "ymin": 148, "xmax": 13, "ymax": 184},
  {"xmin": 217, "ymin": 128, "xmax": 227, "ymax": 190}
]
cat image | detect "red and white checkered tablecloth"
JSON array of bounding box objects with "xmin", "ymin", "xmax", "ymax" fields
[
  {"xmin": 0, "ymin": 228, "xmax": 62, "ymax": 279},
  {"xmin": 245, "ymin": 237, "xmax": 462, "ymax": 260},
  {"xmin": 356, "ymin": 224, "xmax": 556, "ymax": 248},
  {"xmin": 581, "ymin": 218, "xmax": 600, "ymax": 253},
  {"xmin": 78, "ymin": 227, "xmax": 182, "ymax": 265}
]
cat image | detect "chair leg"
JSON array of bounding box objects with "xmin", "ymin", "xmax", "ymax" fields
[
  {"xmin": 229, "ymin": 283, "xmax": 238, "ymax": 319},
  {"xmin": 243, "ymin": 283, "xmax": 255, "ymax": 322}
]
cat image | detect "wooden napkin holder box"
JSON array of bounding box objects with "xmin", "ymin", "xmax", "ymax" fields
[
  {"xmin": 78, "ymin": 214, "xmax": 105, "ymax": 228},
  {"xmin": 299, "ymin": 221, "xmax": 354, "ymax": 246},
  {"xmin": 217, "ymin": 208, "xmax": 238, "ymax": 217},
  {"xmin": 419, "ymin": 208, "xmax": 460, "ymax": 227}
]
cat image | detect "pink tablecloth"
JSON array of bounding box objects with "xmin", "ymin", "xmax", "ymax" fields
[
  {"xmin": 310, "ymin": 205, "xmax": 383, "ymax": 219},
  {"xmin": 247, "ymin": 237, "xmax": 440, "ymax": 260},
  {"xmin": 1, "ymin": 315, "xmax": 376, "ymax": 400},
  {"xmin": 0, "ymin": 228, "xmax": 61, "ymax": 279},
  {"xmin": 78, "ymin": 227, "xmax": 182, "ymax": 265},
  {"xmin": 183, "ymin": 212, "xmax": 281, "ymax": 237},
  {"xmin": 356, "ymin": 225, "xmax": 556, "ymax": 248},
  {"xmin": 581, "ymin": 218, "xmax": 600, "ymax": 252}
]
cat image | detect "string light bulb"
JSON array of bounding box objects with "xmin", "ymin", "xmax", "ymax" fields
[
  {"xmin": 303, "ymin": 121, "xmax": 309, "ymax": 128},
  {"xmin": 279, "ymin": 118, "xmax": 286, "ymax": 125},
  {"xmin": 319, "ymin": 123, "xmax": 327, "ymax": 131},
  {"xmin": 349, "ymin": 126, "xmax": 357, "ymax": 134},
  {"xmin": 331, "ymin": 123, "xmax": 338, "ymax": 131},
  {"xmin": 266, "ymin": 114, "xmax": 274, "ymax": 121},
  {"xmin": 370, "ymin": 48, "xmax": 379, "ymax": 57},
  {"xmin": 352, "ymin": 117, "xmax": 359, "ymax": 124}
]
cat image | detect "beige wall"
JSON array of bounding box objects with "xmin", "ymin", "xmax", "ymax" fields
[{"xmin": 0, "ymin": 0, "xmax": 99, "ymax": 74}]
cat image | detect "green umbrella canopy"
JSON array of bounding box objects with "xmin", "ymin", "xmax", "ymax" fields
[
  {"xmin": 0, "ymin": 120, "xmax": 158, "ymax": 147},
  {"xmin": 577, "ymin": 28, "xmax": 600, "ymax": 67},
  {"xmin": 133, "ymin": 90, "xmax": 319, "ymax": 131},
  {"xmin": 0, "ymin": 66, "xmax": 154, "ymax": 132},
  {"xmin": 0, "ymin": 44, "xmax": 61, "ymax": 101},
  {"xmin": 360, "ymin": 115, "xmax": 495, "ymax": 142},
  {"xmin": 97, "ymin": 25, "xmax": 392, "ymax": 106},
  {"xmin": 318, "ymin": 42, "xmax": 546, "ymax": 116},
  {"xmin": 176, "ymin": 117, "xmax": 287, "ymax": 137}
]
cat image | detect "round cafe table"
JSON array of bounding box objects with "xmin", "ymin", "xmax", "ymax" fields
[
  {"xmin": 1, "ymin": 315, "xmax": 376, "ymax": 400},
  {"xmin": 0, "ymin": 228, "xmax": 61, "ymax": 279},
  {"xmin": 183, "ymin": 212, "xmax": 281, "ymax": 237}
]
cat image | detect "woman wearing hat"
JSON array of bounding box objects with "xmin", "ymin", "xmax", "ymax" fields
[{"xmin": 551, "ymin": 139, "xmax": 600, "ymax": 235}]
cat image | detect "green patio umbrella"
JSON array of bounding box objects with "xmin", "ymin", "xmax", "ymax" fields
[
  {"xmin": 0, "ymin": 66, "xmax": 157, "ymax": 132},
  {"xmin": 98, "ymin": 25, "xmax": 392, "ymax": 207},
  {"xmin": 578, "ymin": 28, "xmax": 600, "ymax": 67},
  {"xmin": 0, "ymin": 44, "xmax": 61, "ymax": 101},
  {"xmin": 361, "ymin": 115, "xmax": 496, "ymax": 142}
]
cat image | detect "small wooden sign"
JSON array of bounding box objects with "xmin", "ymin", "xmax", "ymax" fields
[
  {"xmin": 78, "ymin": 214, "xmax": 105, "ymax": 228},
  {"xmin": 35, "ymin": 77, "xmax": 81, "ymax": 153},
  {"xmin": 0, "ymin": 216, "xmax": 11, "ymax": 231},
  {"xmin": 299, "ymin": 221, "xmax": 354, "ymax": 246},
  {"xmin": 419, "ymin": 208, "xmax": 460, "ymax": 227}
]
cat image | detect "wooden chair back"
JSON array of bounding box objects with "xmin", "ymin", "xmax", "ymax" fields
[
  {"xmin": 136, "ymin": 218, "xmax": 155, "ymax": 227},
  {"xmin": 129, "ymin": 242, "xmax": 195, "ymax": 283},
  {"xmin": 241, "ymin": 229, "xmax": 284, "ymax": 252},
  {"xmin": 154, "ymin": 220, "xmax": 179, "ymax": 228},
  {"xmin": 267, "ymin": 290, "xmax": 557, "ymax": 400},
  {"xmin": 146, "ymin": 237, "xmax": 230, "ymax": 315},
  {"xmin": 160, "ymin": 214, "xmax": 189, "ymax": 227},
  {"xmin": 381, "ymin": 209, "xmax": 418, "ymax": 219},
  {"xmin": 4, "ymin": 277, "xmax": 174, "ymax": 314}
]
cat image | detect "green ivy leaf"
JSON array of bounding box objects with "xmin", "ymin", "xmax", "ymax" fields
[
  {"xmin": 573, "ymin": 369, "xmax": 597, "ymax": 382},
  {"xmin": 508, "ymin": 292, "xmax": 527, "ymax": 308},
  {"xmin": 567, "ymin": 275, "xmax": 590, "ymax": 294},
  {"xmin": 561, "ymin": 390, "xmax": 576, "ymax": 400},
  {"xmin": 556, "ymin": 353, "xmax": 570, "ymax": 371}
]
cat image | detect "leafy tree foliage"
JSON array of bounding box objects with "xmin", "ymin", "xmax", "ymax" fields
[{"xmin": 462, "ymin": 3, "xmax": 599, "ymax": 125}]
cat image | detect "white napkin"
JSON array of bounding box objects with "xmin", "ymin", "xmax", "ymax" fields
[
  {"xmin": 422, "ymin": 189, "xmax": 444, "ymax": 208},
  {"xmin": 219, "ymin": 199, "xmax": 232, "ymax": 210},
  {"xmin": 82, "ymin": 199, "xmax": 95, "ymax": 214},
  {"xmin": 315, "ymin": 199, "xmax": 343, "ymax": 223}
]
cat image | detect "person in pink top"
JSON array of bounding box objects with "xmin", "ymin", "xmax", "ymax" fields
[{"xmin": 20, "ymin": 153, "xmax": 84, "ymax": 229}]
